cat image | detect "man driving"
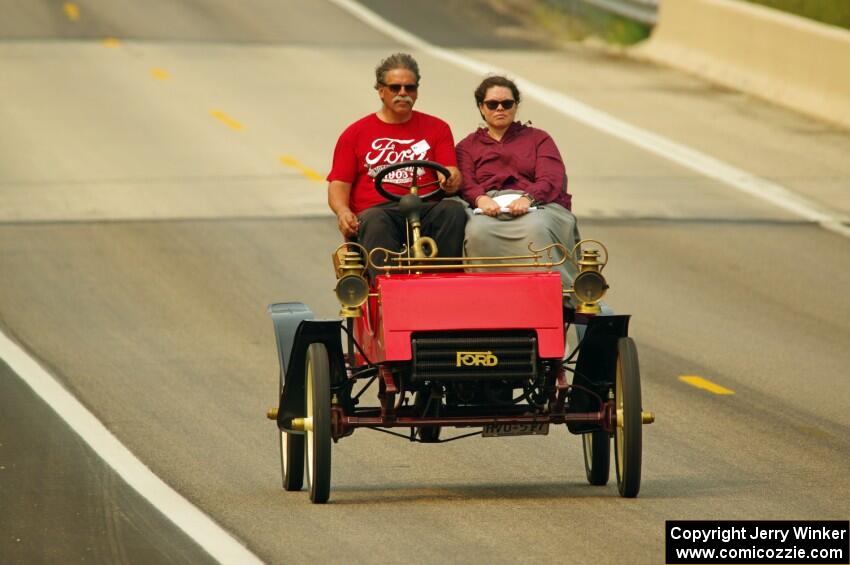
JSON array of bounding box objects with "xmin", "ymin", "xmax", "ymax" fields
[{"xmin": 327, "ymin": 53, "xmax": 466, "ymax": 271}]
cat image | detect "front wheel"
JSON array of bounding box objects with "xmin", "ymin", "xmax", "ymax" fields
[
  {"xmin": 614, "ymin": 337, "xmax": 642, "ymax": 498},
  {"xmin": 582, "ymin": 430, "xmax": 610, "ymax": 485},
  {"xmin": 305, "ymin": 343, "xmax": 332, "ymax": 503},
  {"xmin": 279, "ymin": 431, "xmax": 305, "ymax": 491},
  {"xmin": 278, "ymin": 371, "xmax": 304, "ymax": 491}
]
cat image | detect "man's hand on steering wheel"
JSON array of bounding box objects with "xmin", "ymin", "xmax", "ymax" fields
[{"xmin": 440, "ymin": 166, "xmax": 461, "ymax": 194}]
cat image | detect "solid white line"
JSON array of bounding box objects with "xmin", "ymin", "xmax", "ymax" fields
[
  {"xmin": 330, "ymin": 0, "xmax": 850, "ymax": 239},
  {"xmin": 0, "ymin": 329, "xmax": 264, "ymax": 565}
]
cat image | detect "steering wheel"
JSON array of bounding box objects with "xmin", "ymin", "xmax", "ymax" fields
[{"xmin": 373, "ymin": 160, "xmax": 449, "ymax": 202}]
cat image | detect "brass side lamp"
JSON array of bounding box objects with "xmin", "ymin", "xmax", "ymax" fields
[
  {"xmin": 570, "ymin": 241, "xmax": 609, "ymax": 315},
  {"xmin": 333, "ymin": 244, "xmax": 370, "ymax": 318}
]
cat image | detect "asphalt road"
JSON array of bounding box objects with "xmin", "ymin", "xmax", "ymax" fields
[
  {"xmin": 1, "ymin": 1, "xmax": 849, "ymax": 564},
  {"xmin": 0, "ymin": 360, "xmax": 216, "ymax": 564}
]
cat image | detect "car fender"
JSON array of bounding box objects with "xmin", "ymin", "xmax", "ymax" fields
[
  {"xmin": 269, "ymin": 302, "xmax": 314, "ymax": 382},
  {"xmin": 567, "ymin": 314, "xmax": 631, "ymax": 434},
  {"xmin": 269, "ymin": 305, "xmax": 345, "ymax": 432}
]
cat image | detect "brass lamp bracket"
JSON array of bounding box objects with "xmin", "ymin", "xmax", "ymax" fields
[
  {"xmin": 570, "ymin": 239, "xmax": 608, "ymax": 272},
  {"xmin": 333, "ymin": 242, "xmax": 370, "ymax": 275}
]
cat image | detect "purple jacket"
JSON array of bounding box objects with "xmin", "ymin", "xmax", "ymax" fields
[{"xmin": 455, "ymin": 122, "xmax": 571, "ymax": 210}]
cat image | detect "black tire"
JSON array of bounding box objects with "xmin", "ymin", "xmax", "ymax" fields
[
  {"xmin": 582, "ymin": 430, "xmax": 610, "ymax": 486},
  {"xmin": 614, "ymin": 337, "xmax": 642, "ymax": 498},
  {"xmin": 418, "ymin": 424, "xmax": 441, "ymax": 443},
  {"xmin": 305, "ymin": 343, "xmax": 332, "ymax": 503},
  {"xmin": 278, "ymin": 371, "xmax": 304, "ymax": 491},
  {"xmin": 414, "ymin": 389, "xmax": 441, "ymax": 443}
]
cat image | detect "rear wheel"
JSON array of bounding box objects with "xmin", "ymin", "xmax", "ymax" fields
[
  {"xmin": 305, "ymin": 343, "xmax": 332, "ymax": 503},
  {"xmin": 582, "ymin": 430, "xmax": 610, "ymax": 485},
  {"xmin": 414, "ymin": 389, "xmax": 441, "ymax": 443},
  {"xmin": 278, "ymin": 371, "xmax": 304, "ymax": 491},
  {"xmin": 614, "ymin": 337, "xmax": 642, "ymax": 498}
]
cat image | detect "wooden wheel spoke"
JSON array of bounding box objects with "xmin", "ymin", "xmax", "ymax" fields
[
  {"xmin": 382, "ymin": 181, "xmax": 414, "ymax": 192},
  {"xmin": 417, "ymin": 179, "xmax": 441, "ymax": 189}
]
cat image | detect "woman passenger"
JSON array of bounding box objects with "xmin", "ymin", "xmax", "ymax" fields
[{"xmin": 456, "ymin": 75, "xmax": 580, "ymax": 287}]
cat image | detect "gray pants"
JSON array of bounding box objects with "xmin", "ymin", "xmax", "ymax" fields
[{"xmin": 463, "ymin": 190, "xmax": 580, "ymax": 287}]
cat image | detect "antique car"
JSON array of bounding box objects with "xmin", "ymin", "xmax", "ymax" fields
[{"xmin": 266, "ymin": 160, "xmax": 654, "ymax": 503}]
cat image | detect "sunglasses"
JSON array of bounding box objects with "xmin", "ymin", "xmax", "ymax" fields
[
  {"xmin": 382, "ymin": 83, "xmax": 419, "ymax": 94},
  {"xmin": 483, "ymin": 99, "xmax": 516, "ymax": 110}
]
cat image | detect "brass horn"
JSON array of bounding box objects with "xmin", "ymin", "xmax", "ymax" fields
[{"xmin": 411, "ymin": 234, "xmax": 438, "ymax": 259}]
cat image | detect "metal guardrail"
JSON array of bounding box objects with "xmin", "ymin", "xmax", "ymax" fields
[{"xmin": 579, "ymin": 0, "xmax": 658, "ymax": 26}]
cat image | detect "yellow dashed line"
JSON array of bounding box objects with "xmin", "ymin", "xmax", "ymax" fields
[
  {"xmin": 678, "ymin": 375, "xmax": 735, "ymax": 395},
  {"xmin": 150, "ymin": 68, "xmax": 170, "ymax": 80},
  {"xmin": 209, "ymin": 110, "xmax": 244, "ymax": 131},
  {"xmin": 63, "ymin": 2, "xmax": 80, "ymax": 22},
  {"xmin": 279, "ymin": 155, "xmax": 324, "ymax": 182},
  {"xmin": 102, "ymin": 37, "xmax": 121, "ymax": 48}
]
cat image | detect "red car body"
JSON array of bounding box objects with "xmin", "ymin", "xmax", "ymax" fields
[{"xmin": 355, "ymin": 271, "xmax": 565, "ymax": 362}]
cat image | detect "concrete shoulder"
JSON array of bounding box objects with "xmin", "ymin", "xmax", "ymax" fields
[{"xmin": 632, "ymin": 0, "xmax": 850, "ymax": 130}]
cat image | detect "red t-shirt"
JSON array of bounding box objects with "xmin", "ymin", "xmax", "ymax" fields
[{"xmin": 327, "ymin": 111, "xmax": 458, "ymax": 214}]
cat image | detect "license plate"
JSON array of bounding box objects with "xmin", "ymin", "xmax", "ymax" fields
[{"xmin": 482, "ymin": 422, "xmax": 549, "ymax": 437}]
